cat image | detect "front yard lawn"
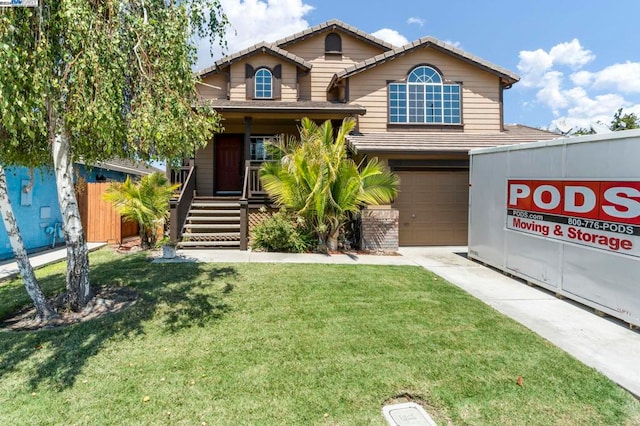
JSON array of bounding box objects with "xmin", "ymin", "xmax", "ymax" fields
[{"xmin": 1, "ymin": 248, "xmax": 638, "ymax": 425}]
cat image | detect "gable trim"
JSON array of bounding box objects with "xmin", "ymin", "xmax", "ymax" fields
[
  {"xmin": 329, "ymin": 36, "xmax": 519, "ymax": 89},
  {"xmin": 197, "ymin": 42, "xmax": 312, "ymax": 77},
  {"xmin": 275, "ymin": 19, "xmax": 395, "ymax": 51}
]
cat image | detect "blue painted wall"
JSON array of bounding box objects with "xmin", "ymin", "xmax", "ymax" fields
[
  {"xmin": 0, "ymin": 164, "xmax": 142, "ymax": 261},
  {"xmin": 0, "ymin": 166, "xmax": 65, "ymax": 261}
]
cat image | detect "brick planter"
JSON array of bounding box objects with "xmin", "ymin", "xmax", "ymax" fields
[{"xmin": 360, "ymin": 207, "xmax": 399, "ymax": 253}]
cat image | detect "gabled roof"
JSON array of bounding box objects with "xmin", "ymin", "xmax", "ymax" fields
[
  {"xmin": 346, "ymin": 125, "xmax": 559, "ymax": 154},
  {"xmin": 330, "ymin": 36, "xmax": 520, "ymax": 89},
  {"xmin": 197, "ymin": 42, "xmax": 312, "ymax": 77},
  {"xmin": 275, "ymin": 19, "xmax": 395, "ymax": 51}
]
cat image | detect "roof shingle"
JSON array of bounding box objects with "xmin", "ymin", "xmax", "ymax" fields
[{"xmin": 346, "ymin": 125, "xmax": 559, "ymax": 154}]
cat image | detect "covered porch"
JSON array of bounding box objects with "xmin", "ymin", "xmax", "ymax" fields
[{"xmin": 169, "ymin": 101, "xmax": 365, "ymax": 249}]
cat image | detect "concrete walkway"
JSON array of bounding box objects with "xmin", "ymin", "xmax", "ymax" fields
[
  {"xmin": 4, "ymin": 244, "xmax": 638, "ymax": 397},
  {"xmin": 398, "ymin": 246, "xmax": 640, "ymax": 398},
  {"xmin": 0, "ymin": 242, "xmax": 106, "ymax": 281}
]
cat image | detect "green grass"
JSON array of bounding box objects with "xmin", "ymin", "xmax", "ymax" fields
[{"xmin": 1, "ymin": 248, "xmax": 638, "ymax": 425}]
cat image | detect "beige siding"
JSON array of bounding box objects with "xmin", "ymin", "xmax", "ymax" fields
[
  {"xmin": 195, "ymin": 141, "xmax": 214, "ymax": 196},
  {"xmin": 348, "ymin": 48, "xmax": 502, "ymax": 133},
  {"xmin": 197, "ymin": 73, "xmax": 227, "ymax": 100},
  {"xmin": 284, "ymin": 32, "xmax": 387, "ymax": 101},
  {"xmin": 229, "ymin": 54, "xmax": 298, "ymax": 101}
]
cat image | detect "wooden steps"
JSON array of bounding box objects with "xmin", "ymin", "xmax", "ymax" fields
[{"xmin": 178, "ymin": 198, "xmax": 243, "ymax": 249}]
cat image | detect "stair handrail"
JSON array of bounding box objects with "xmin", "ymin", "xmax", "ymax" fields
[
  {"xmin": 169, "ymin": 165, "xmax": 196, "ymax": 244},
  {"xmin": 241, "ymin": 163, "xmax": 250, "ymax": 201}
]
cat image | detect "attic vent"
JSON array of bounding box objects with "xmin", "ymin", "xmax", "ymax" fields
[{"xmin": 325, "ymin": 33, "xmax": 342, "ymax": 55}]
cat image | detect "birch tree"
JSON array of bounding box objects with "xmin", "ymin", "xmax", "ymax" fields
[
  {"xmin": 0, "ymin": 1, "xmax": 226, "ymax": 311},
  {"xmin": 0, "ymin": 167, "xmax": 57, "ymax": 320}
]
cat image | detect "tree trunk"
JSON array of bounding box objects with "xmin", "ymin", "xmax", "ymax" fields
[
  {"xmin": 327, "ymin": 229, "xmax": 339, "ymax": 252},
  {"xmin": 140, "ymin": 225, "xmax": 151, "ymax": 250},
  {"xmin": 0, "ymin": 167, "xmax": 58, "ymax": 321},
  {"xmin": 51, "ymin": 133, "xmax": 91, "ymax": 311}
]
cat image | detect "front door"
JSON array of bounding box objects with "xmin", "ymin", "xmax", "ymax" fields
[{"xmin": 215, "ymin": 135, "xmax": 243, "ymax": 193}]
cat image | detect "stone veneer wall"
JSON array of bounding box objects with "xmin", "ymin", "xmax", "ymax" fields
[{"xmin": 360, "ymin": 207, "xmax": 399, "ymax": 253}]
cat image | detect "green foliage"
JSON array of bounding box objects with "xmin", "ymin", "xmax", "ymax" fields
[
  {"xmin": 0, "ymin": 0, "xmax": 227, "ymax": 167},
  {"xmin": 103, "ymin": 172, "xmax": 179, "ymax": 249},
  {"xmin": 259, "ymin": 118, "xmax": 399, "ymax": 251},
  {"xmin": 572, "ymin": 107, "xmax": 640, "ymax": 135},
  {"xmin": 251, "ymin": 209, "xmax": 313, "ymax": 253},
  {"xmin": 610, "ymin": 107, "xmax": 640, "ymax": 131}
]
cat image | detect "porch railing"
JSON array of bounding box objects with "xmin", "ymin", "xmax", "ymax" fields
[
  {"xmin": 246, "ymin": 160, "xmax": 272, "ymax": 199},
  {"xmin": 170, "ymin": 165, "xmax": 193, "ymax": 189},
  {"xmin": 169, "ymin": 165, "xmax": 196, "ymax": 244}
]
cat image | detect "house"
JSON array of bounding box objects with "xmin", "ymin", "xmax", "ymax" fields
[
  {"xmin": 170, "ymin": 19, "xmax": 557, "ymax": 249},
  {"xmin": 0, "ymin": 159, "xmax": 161, "ymax": 260}
]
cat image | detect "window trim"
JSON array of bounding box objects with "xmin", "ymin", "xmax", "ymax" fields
[
  {"xmin": 324, "ymin": 32, "xmax": 342, "ymax": 54},
  {"xmin": 249, "ymin": 135, "xmax": 276, "ymax": 161},
  {"xmin": 387, "ymin": 65, "xmax": 462, "ymax": 126},
  {"xmin": 254, "ymin": 67, "xmax": 273, "ymax": 99}
]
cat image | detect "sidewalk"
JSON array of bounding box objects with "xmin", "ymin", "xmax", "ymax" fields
[
  {"xmin": 398, "ymin": 246, "xmax": 640, "ymax": 399},
  {"xmin": 0, "ymin": 243, "xmax": 106, "ymax": 281}
]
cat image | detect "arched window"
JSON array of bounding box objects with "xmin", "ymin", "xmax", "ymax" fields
[
  {"xmin": 254, "ymin": 68, "xmax": 273, "ymax": 99},
  {"xmin": 389, "ymin": 65, "xmax": 461, "ymax": 124},
  {"xmin": 325, "ymin": 33, "xmax": 342, "ymax": 54}
]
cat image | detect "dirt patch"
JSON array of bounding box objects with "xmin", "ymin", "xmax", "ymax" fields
[{"xmin": 0, "ymin": 286, "xmax": 138, "ymax": 332}]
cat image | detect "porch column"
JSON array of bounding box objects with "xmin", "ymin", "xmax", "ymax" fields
[{"xmin": 244, "ymin": 116, "xmax": 252, "ymax": 162}]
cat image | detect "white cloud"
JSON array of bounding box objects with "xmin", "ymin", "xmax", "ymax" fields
[
  {"xmin": 517, "ymin": 39, "xmax": 640, "ymax": 130},
  {"xmin": 548, "ymin": 39, "xmax": 595, "ymax": 69},
  {"xmin": 535, "ymin": 71, "xmax": 567, "ymax": 113},
  {"xmin": 444, "ymin": 40, "xmax": 462, "ymax": 49},
  {"xmin": 196, "ymin": 0, "xmax": 313, "ymax": 70},
  {"xmin": 371, "ymin": 28, "xmax": 409, "ymax": 47},
  {"xmin": 518, "ymin": 39, "xmax": 594, "ymax": 88},
  {"xmin": 570, "ymin": 70, "xmax": 593, "ymax": 87},
  {"xmin": 591, "ymin": 62, "xmax": 640, "ymax": 93},
  {"xmin": 517, "ymin": 49, "xmax": 553, "ymax": 87},
  {"xmin": 407, "ymin": 17, "xmax": 425, "ymax": 26}
]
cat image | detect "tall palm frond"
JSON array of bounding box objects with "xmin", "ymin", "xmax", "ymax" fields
[
  {"xmin": 103, "ymin": 172, "xmax": 179, "ymax": 248},
  {"xmin": 259, "ymin": 117, "xmax": 399, "ymax": 251}
]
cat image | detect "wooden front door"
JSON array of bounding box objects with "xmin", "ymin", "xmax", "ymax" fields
[{"xmin": 215, "ymin": 135, "xmax": 243, "ymax": 193}]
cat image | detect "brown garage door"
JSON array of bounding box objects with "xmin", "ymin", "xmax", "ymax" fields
[{"xmin": 393, "ymin": 171, "xmax": 469, "ymax": 246}]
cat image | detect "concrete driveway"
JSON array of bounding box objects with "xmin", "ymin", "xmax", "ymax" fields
[{"xmin": 399, "ymin": 246, "xmax": 640, "ymax": 398}]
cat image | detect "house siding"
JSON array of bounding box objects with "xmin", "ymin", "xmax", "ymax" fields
[
  {"xmin": 347, "ymin": 48, "xmax": 502, "ymax": 133},
  {"xmin": 198, "ymin": 73, "xmax": 228, "ymax": 99},
  {"xmin": 228, "ymin": 54, "xmax": 298, "ymax": 101},
  {"xmin": 284, "ymin": 33, "xmax": 387, "ymax": 101},
  {"xmin": 0, "ymin": 167, "xmax": 64, "ymax": 260},
  {"xmin": 195, "ymin": 142, "xmax": 215, "ymax": 196}
]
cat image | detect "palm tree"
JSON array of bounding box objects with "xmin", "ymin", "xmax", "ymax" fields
[
  {"xmin": 260, "ymin": 117, "xmax": 399, "ymax": 252},
  {"xmin": 103, "ymin": 172, "xmax": 179, "ymax": 249}
]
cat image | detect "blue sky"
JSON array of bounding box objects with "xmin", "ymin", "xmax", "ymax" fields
[{"xmin": 196, "ymin": 0, "xmax": 640, "ymax": 132}]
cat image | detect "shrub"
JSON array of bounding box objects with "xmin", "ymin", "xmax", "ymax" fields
[{"xmin": 251, "ymin": 210, "xmax": 313, "ymax": 253}]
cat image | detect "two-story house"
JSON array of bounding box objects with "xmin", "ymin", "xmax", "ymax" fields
[{"xmin": 169, "ymin": 19, "xmax": 557, "ymax": 249}]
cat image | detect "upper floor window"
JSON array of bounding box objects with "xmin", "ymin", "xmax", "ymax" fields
[
  {"xmin": 389, "ymin": 65, "xmax": 461, "ymax": 124},
  {"xmin": 254, "ymin": 68, "xmax": 273, "ymax": 99},
  {"xmin": 325, "ymin": 33, "xmax": 342, "ymax": 54}
]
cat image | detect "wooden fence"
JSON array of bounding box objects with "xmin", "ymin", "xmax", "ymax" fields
[{"xmin": 76, "ymin": 182, "xmax": 139, "ymax": 244}]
